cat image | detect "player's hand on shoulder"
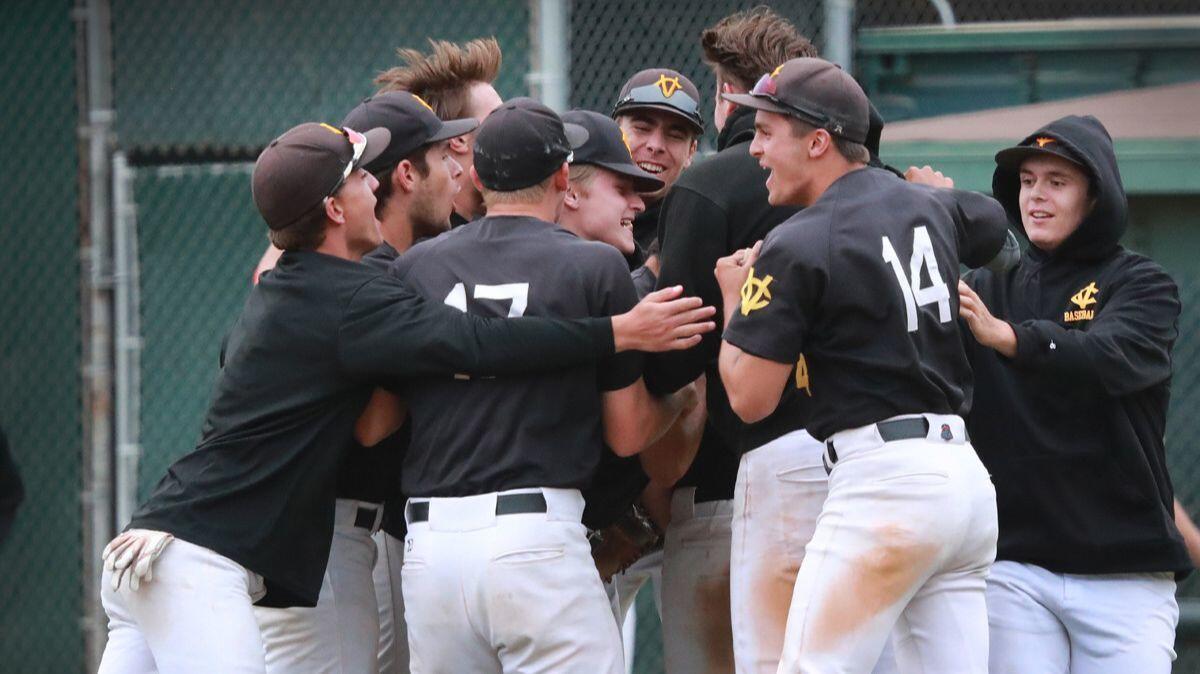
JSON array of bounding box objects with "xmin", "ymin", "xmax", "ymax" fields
[
  {"xmin": 905, "ymin": 165, "xmax": 955, "ymax": 189},
  {"xmin": 102, "ymin": 529, "xmax": 175, "ymax": 592},
  {"xmin": 612, "ymin": 286, "xmax": 716, "ymax": 353}
]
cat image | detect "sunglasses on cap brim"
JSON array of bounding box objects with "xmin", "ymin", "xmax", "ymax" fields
[
  {"xmin": 615, "ymin": 83, "xmax": 702, "ymax": 127},
  {"xmin": 324, "ymin": 126, "xmax": 368, "ymax": 200},
  {"xmin": 749, "ymin": 72, "xmax": 832, "ymax": 130}
]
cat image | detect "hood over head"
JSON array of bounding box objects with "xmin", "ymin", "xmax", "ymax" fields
[{"xmin": 992, "ymin": 115, "xmax": 1126, "ymax": 261}]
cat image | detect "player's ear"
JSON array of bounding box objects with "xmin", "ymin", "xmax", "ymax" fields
[
  {"xmin": 809, "ymin": 129, "xmax": 832, "ymax": 159},
  {"xmin": 469, "ymin": 165, "xmax": 485, "ymax": 193},
  {"xmin": 323, "ymin": 193, "xmax": 346, "ymax": 225},
  {"xmin": 449, "ymin": 135, "xmax": 471, "ymax": 155},
  {"xmin": 564, "ymin": 184, "xmax": 582, "ymax": 210},
  {"xmin": 552, "ymin": 163, "xmax": 571, "ymax": 191},
  {"xmin": 684, "ymin": 137, "xmax": 698, "ymax": 168},
  {"xmin": 395, "ymin": 161, "xmax": 418, "ymax": 194}
]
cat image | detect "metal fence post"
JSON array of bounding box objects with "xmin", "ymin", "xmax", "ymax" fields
[
  {"xmin": 77, "ymin": 0, "xmax": 116, "ymax": 669},
  {"xmin": 529, "ymin": 0, "xmax": 571, "ymax": 110},
  {"xmin": 823, "ymin": 0, "xmax": 855, "ymax": 72},
  {"xmin": 112, "ymin": 152, "xmax": 142, "ymax": 531}
]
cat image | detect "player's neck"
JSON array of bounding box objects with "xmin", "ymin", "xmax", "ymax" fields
[
  {"xmin": 378, "ymin": 210, "xmax": 414, "ymax": 254},
  {"xmin": 485, "ymin": 200, "xmax": 559, "ymax": 223},
  {"xmin": 314, "ymin": 229, "xmax": 358, "ymax": 261},
  {"xmin": 808, "ymin": 160, "xmax": 868, "ymax": 204}
]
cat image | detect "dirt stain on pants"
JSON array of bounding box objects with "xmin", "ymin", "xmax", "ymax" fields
[{"xmin": 808, "ymin": 524, "xmax": 938, "ymax": 653}]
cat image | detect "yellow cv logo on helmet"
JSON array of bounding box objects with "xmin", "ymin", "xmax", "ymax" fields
[{"xmin": 655, "ymin": 74, "xmax": 682, "ymax": 98}]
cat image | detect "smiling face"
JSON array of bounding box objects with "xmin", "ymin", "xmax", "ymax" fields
[
  {"xmin": 563, "ymin": 168, "xmax": 645, "ymax": 255},
  {"xmin": 1018, "ymin": 154, "xmax": 1093, "ymax": 252},
  {"xmin": 748, "ymin": 110, "xmax": 812, "ymax": 206},
  {"xmin": 615, "ymin": 109, "xmax": 698, "ymax": 201}
]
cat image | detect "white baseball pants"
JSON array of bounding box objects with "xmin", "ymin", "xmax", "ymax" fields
[
  {"xmin": 607, "ymin": 547, "xmax": 663, "ymax": 625},
  {"xmin": 661, "ymin": 487, "xmax": 735, "ymax": 673},
  {"xmin": 401, "ymin": 488, "xmax": 623, "ymax": 674},
  {"xmin": 730, "ymin": 429, "xmax": 828, "ymax": 674},
  {"xmin": 255, "ymin": 498, "xmax": 384, "ymax": 674},
  {"xmin": 374, "ymin": 529, "xmax": 410, "ymax": 674},
  {"xmin": 777, "ymin": 414, "xmax": 997, "ymax": 674},
  {"xmin": 987, "ymin": 560, "xmax": 1177, "ymax": 673},
  {"xmin": 98, "ymin": 537, "xmax": 268, "ymax": 674}
]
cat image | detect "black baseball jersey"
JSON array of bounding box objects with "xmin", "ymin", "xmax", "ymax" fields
[
  {"xmin": 723, "ymin": 167, "xmax": 1008, "ymax": 441},
  {"xmin": 128, "ymin": 250, "xmax": 615, "ymax": 607},
  {"xmin": 581, "ymin": 256, "xmax": 655, "ymax": 531},
  {"xmin": 336, "ymin": 241, "xmax": 409, "ymax": 505},
  {"xmin": 632, "ymin": 199, "xmax": 661, "ymax": 252},
  {"xmin": 391, "ymin": 216, "xmax": 643, "ymax": 497}
]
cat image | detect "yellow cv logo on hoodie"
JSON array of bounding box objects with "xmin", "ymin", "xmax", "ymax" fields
[{"xmin": 1064, "ymin": 282, "xmax": 1099, "ymax": 322}]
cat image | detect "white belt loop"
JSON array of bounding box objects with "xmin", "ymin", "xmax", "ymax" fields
[{"xmin": 670, "ymin": 487, "xmax": 698, "ymax": 522}]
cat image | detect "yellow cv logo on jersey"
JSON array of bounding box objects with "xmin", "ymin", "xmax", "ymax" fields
[
  {"xmin": 740, "ymin": 267, "xmax": 773, "ymax": 316},
  {"xmin": 1064, "ymin": 281, "xmax": 1099, "ymax": 322}
]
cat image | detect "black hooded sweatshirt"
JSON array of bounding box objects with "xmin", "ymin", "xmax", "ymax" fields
[{"xmin": 964, "ymin": 115, "xmax": 1190, "ymax": 576}]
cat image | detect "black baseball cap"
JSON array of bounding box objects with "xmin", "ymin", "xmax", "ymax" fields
[
  {"xmin": 995, "ymin": 133, "xmax": 1087, "ymax": 172},
  {"xmin": 562, "ymin": 110, "xmax": 664, "ymax": 193},
  {"xmin": 341, "ymin": 91, "xmax": 478, "ymax": 175},
  {"xmin": 723, "ymin": 57, "xmax": 869, "ymax": 144},
  {"xmin": 252, "ymin": 122, "xmax": 390, "ymax": 230},
  {"xmin": 612, "ymin": 68, "xmax": 704, "ymax": 135},
  {"xmin": 473, "ymin": 97, "xmax": 589, "ymax": 191}
]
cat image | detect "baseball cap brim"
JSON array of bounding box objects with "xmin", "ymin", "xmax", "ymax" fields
[
  {"xmin": 721, "ymin": 92, "xmax": 794, "ymax": 116},
  {"xmin": 357, "ymin": 127, "xmax": 392, "ymax": 170},
  {"xmin": 591, "ymin": 160, "xmax": 665, "ymax": 193},
  {"xmin": 994, "ymin": 144, "xmax": 1086, "ymax": 172},
  {"xmin": 427, "ymin": 117, "xmax": 480, "ymax": 144},
  {"xmin": 614, "ymin": 102, "xmax": 704, "ymax": 134}
]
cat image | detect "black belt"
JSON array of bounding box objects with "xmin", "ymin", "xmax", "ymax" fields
[
  {"xmin": 407, "ymin": 492, "xmax": 548, "ymax": 523},
  {"xmin": 824, "ymin": 417, "xmax": 935, "ymax": 474}
]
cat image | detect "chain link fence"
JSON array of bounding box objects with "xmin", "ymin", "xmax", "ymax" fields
[
  {"xmin": 3, "ymin": 0, "xmax": 1200, "ymax": 671},
  {"xmin": 569, "ymin": 0, "xmax": 825, "ymax": 152},
  {"xmin": 0, "ymin": 1, "xmax": 83, "ymax": 671},
  {"xmin": 857, "ymin": 0, "xmax": 1200, "ymax": 26},
  {"xmin": 112, "ymin": 0, "xmax": 532, "ymax": 153}
]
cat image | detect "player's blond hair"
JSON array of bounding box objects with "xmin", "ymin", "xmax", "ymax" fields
[
  {"xmin": 480, "ymin": 175, "xmax": 553, "ymax": 208},
  {"xmin": 568, "ymin": 164, "xmax": 601, "ymax": 191},
  {"xmin": 375, "ymin": 38, "xmax": 503, "ymax": 120}
]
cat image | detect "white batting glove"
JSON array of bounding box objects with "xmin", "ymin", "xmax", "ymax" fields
[{"xmin": 102, "ymin": 529, "xmax": 174, "ymax": 591}]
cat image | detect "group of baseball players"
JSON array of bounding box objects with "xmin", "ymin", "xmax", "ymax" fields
[{"xmin": 95, "ymin": 6, "xmax": 1191, "ymax": 674}]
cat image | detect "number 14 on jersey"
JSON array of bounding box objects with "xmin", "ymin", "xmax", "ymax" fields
[{"xmin": 881, "ymin": 226, "xmax": 951, "ymax": 332}]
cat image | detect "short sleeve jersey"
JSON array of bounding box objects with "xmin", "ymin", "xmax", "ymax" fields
[
  {"xmin": 391, "ymin": 216, "xmax": 642, "ymax": 497},
  {"xmin": 723, "ymin": 167, "xmax": 1007, "ymax": 441}
]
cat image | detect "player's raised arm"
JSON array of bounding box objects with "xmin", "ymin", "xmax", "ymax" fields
[
  {"xmin": 907, "ymin": 164, "xmax": 1018, "ymax": 272},
  {"xmin": 713, "ymin": 242, "xmax": 795, "ymax": 423}
]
